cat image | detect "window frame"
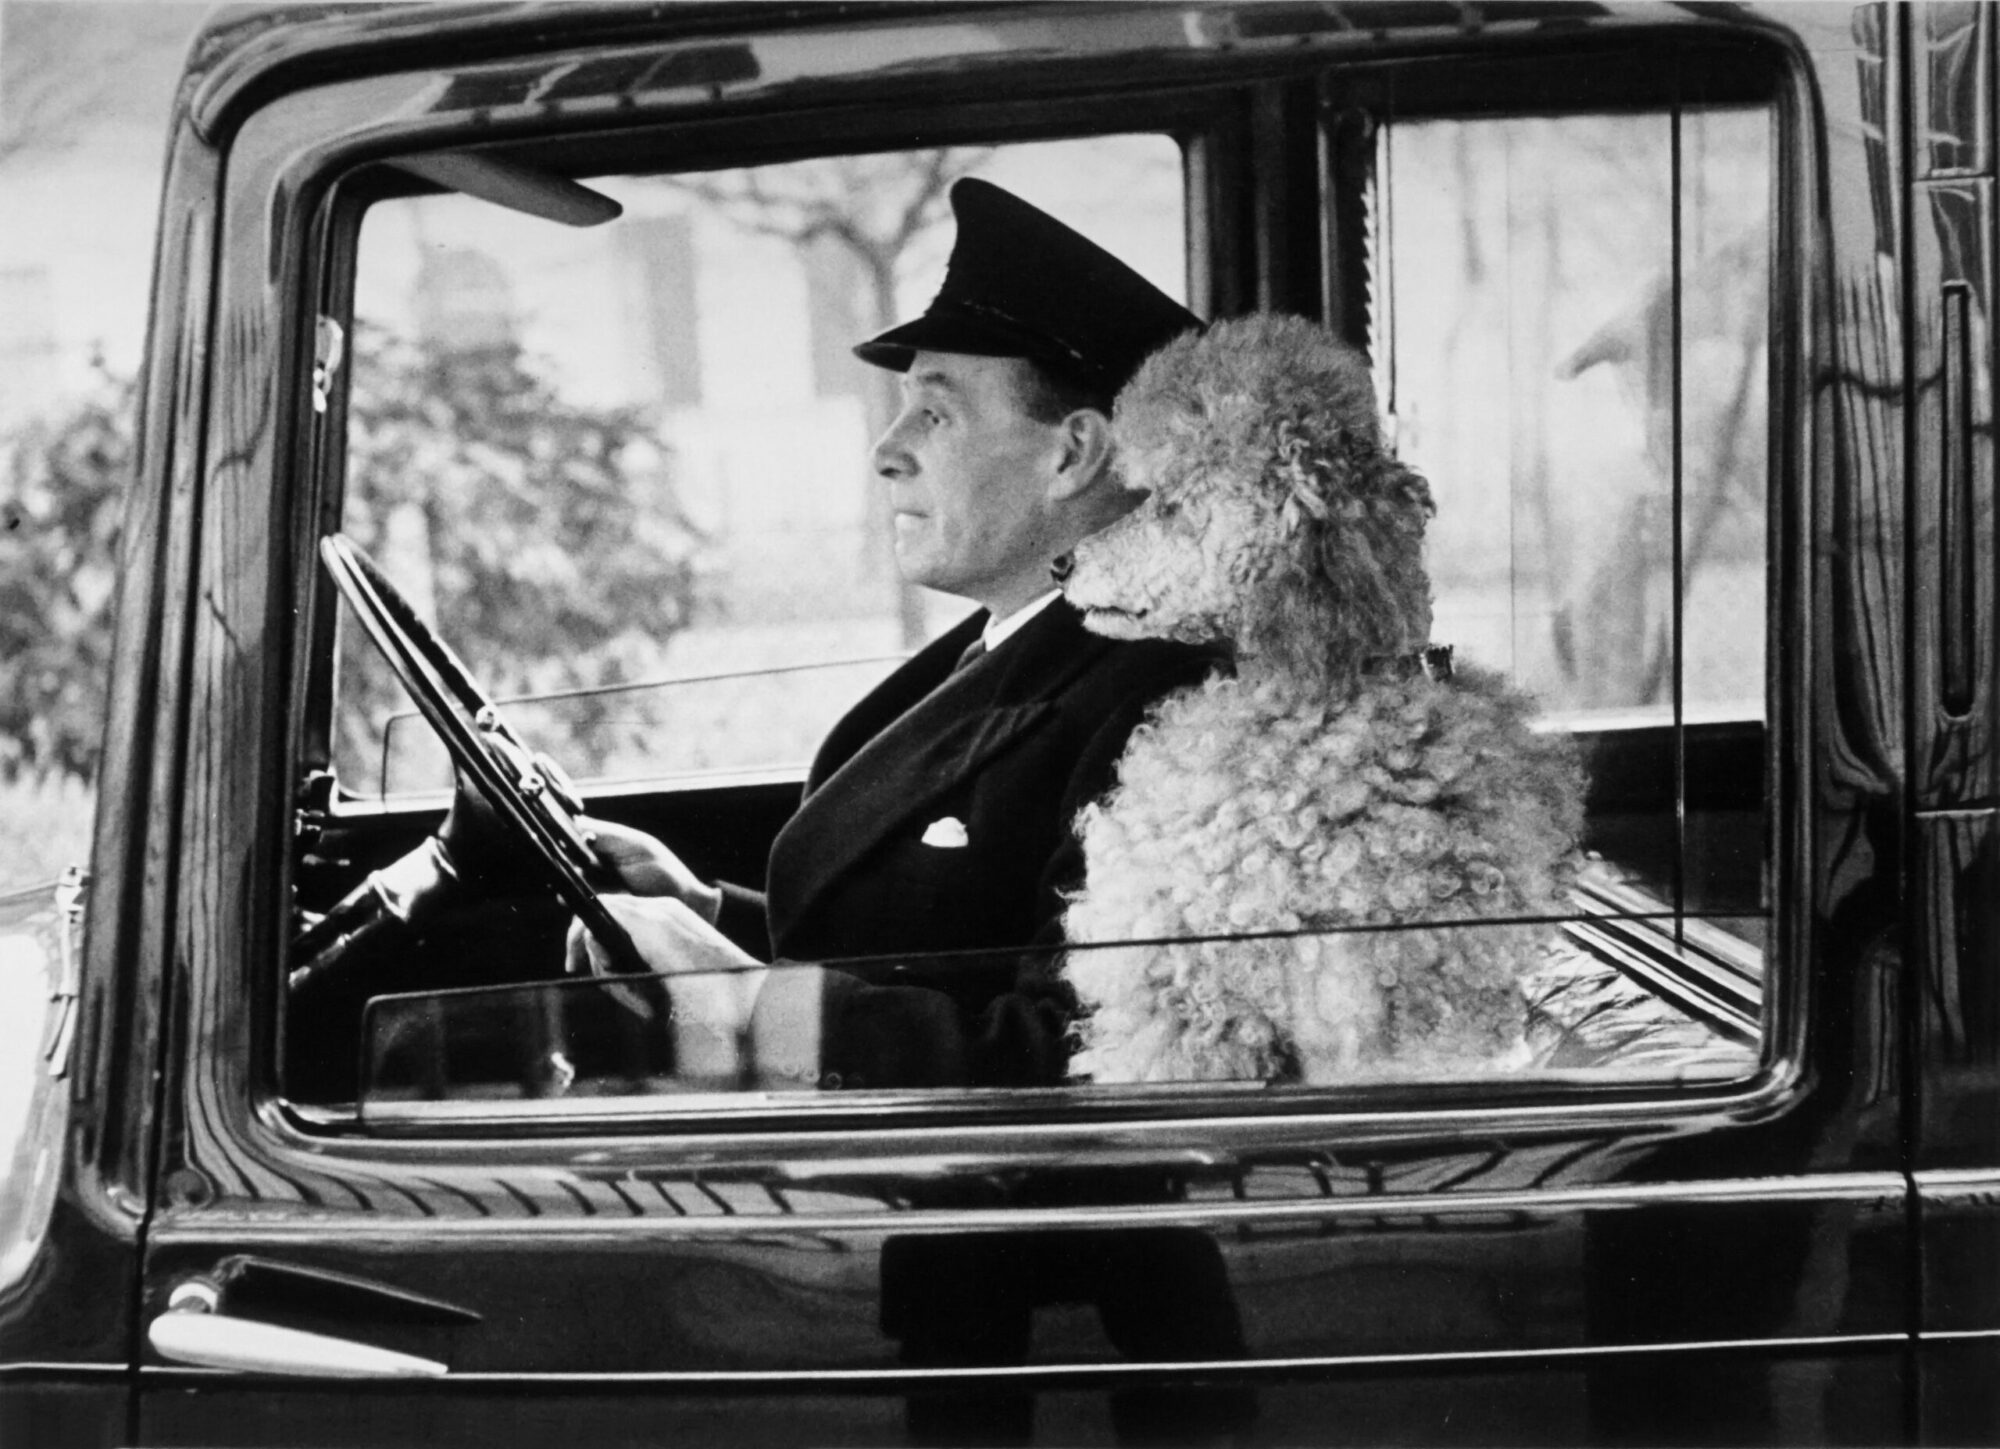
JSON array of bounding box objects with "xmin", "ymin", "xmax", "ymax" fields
[
  {"xmin": 1340, "ymin": 42, "xmax": 1796, "ymax": 1049},
  {"xmin": 269, "ymin": 25, "xmax": 1809, "ymax": 1150}
]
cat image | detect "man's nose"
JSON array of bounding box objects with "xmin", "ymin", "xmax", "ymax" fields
[
  {"xmin": 871, "ymin": 417, "xmax": 915, "ymax": 480},
  {"xmin": 872, "ymin": 438, "xmax": 912, "ymax": 481}
]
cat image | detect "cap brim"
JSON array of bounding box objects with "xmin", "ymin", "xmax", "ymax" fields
[{"xmin": 852, "ymin": 310, "xmax": 1079, "ymax": 375}]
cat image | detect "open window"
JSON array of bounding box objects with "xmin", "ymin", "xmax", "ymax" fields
[
  {"xmin": 331, "ymin": 135, "xmax": 1186, "ymax": 801},
  {"xmin": 284, "ymin": 39, "xmax": 1784, "ymax": 1125},
  {"xmin": 288, "ymin": 128, "xmax": 1196, "ymax": 1107}
]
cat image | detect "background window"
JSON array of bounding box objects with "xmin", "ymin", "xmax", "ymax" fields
[
  {"xmin": 1383, "ymin": 107, "xmax": 1770, "ymax": 725},
  {"xmin": 1380, "ymin": 104, "xmax": 1773, "ymax": 937},
  {"xmin": 335, "ymin": 135, "xmax": 1186, "ymax": 798}
]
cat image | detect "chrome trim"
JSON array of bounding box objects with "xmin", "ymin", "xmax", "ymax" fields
[
  {"xmin": 1912, "ymin": 1169, "xmax": 2000, "ymax": 1199},
  {"xmin": 134, "ymin": 1330, "xmax": 1913, "ymax": 1385},
  {"xmin": 349, "ymin": 1067, "xmax": 1762, "ymax": 1131},
  {"xmin": 146, "ymin": 1170, "xmax": 1905, "ymax": 1241},
  {"xmin": 0, "ymin": 1362, "xmax": 128, "ymax": 1378},
  {"xmin": 45, "ymin": 865, "xmax": 87, "ymax": 1078},
  {"xmin": 269, "ymin": 1052, "xmax": 1809, "ymax": 1184},
  {"xmin": 148, "ymin": 1305, "xmax": 448, "ymax": 1379}
]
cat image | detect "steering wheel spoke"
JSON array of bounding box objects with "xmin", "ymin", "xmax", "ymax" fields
[
  {"xmin": 316, "ymin": 534, "xmax": 652, "ymax": 978},
  {"xmin": 469, "ymin": 717, "xmax": 596, "ymax": 865}
]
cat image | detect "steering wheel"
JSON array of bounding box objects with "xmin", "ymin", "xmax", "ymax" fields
[{"xmin": 312, "ymin": 532, "xmax": 654, "ymax": 979}]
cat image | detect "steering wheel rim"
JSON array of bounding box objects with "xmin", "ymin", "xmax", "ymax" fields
[{"xmin": 318, "ymin": 532, "xmax": 654, "ymax": 978}]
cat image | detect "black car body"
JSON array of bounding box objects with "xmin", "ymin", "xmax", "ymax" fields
[{"xmin": 0, "ymin": 2, "xmax": 1995, "ymax": 1444}]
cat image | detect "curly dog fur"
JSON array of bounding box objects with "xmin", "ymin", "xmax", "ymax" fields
[{"xmin": 1059, "ymin": 314, "xmax": 1585, "ymax": 1084}]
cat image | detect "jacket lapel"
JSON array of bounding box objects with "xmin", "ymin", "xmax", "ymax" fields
[
  {"xmin": 803, "ymin": 610, "xmax": 982, "ymax": 793},
  {"xmin": 767, "ymin": 601, "xmax": 1106, "ymax": 947}
]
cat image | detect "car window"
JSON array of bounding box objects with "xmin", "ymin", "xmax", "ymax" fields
[
  {"xmin": 334, "ymin": 135, "xmax": 1186, "ymax": 798},
  {"xmin": 296, "ymin": 95, "xmax": 1778, "ymax": 1122},
  {"xmin": 1381, "ymin": 102, "xmax": 1772, "ymax": 948},
  {"xmin": 0, "ymin": 875, "xmax": 77, "ymax": 1274},
  {"xmin": 1386, "ymin": 106, "xmax": 1768, "ymax": 727}
]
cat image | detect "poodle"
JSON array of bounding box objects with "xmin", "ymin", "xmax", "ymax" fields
[{"xmin": 1058, "ymin": 314, "xmax": 1585, "ymax": 1084}]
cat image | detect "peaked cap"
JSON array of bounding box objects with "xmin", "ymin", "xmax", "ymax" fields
[{"xmin": 853, "ymin": 178, "xmax": 1202, "ymax": 397}]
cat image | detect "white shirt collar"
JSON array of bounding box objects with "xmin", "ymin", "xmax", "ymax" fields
[{"xmin": 981, "ymin": 589, "xmax": 1062, "ymax": 653}]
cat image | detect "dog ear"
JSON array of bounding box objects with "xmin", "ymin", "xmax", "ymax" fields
[
  {"xmin": 1250, "ymin": 434, "xmax": 1433, "ymax": 684},
  {"xmin": 1317, "ymin": 446, "xmax": 1433, "ymax": 656}
]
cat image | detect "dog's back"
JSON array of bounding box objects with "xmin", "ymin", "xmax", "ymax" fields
[{"xmin": 1065, "ymin": 662, "xmax": 1584, "ymax": 1084}]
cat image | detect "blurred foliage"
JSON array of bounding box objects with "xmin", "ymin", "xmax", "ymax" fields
[
  {"xmin": 338, "ymin": 323, "xmax": 706, "ymax": 784},
  {"xmin": 0, "ymin": 361, "xmax": 130, "ymax": 784},
  {"xmin": 0, "ymin": 330, "xmax": 705, "ymax": 793}
]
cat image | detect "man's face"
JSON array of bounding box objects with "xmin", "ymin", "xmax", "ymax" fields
[{"xmin": 872, "ymin": 351, "xmax": 1063, "ymax": 610}]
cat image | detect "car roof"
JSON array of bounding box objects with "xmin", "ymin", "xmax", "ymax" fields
[
  {"xmin": 177, "ymin": 1, "xmax": 1780, "ymax": 146},
  {"xmin": 179, "ymin": 1, "xmax": 953, "ymax": 141}
]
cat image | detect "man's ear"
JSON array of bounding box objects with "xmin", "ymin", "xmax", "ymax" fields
[{"xmin": 1046, "ymin": 408, "xmax": 1116, "ymax": 502}]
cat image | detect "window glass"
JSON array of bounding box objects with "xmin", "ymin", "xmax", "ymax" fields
[
  {"xmin": 297, "ymin": 104, "xmax": 1778, "ymax": 1122},
  {"xmin": 336, "ymin": 135, "xmax": 1186, "ymax": 798},
  {"xmin": 1384, "ymin": 108, "xmax": 1770, "ymax": 724},
  {"xmin": 356, "ymin": 921, "xmax": 1762, "ymax": 1121},
  {"xmin": 1382, "ymin": 104, "xmax": 1772, "ymax": 946},
  {"xmin": 0, "ymin": 879, "xmax": 74, "ymax": 1270}
]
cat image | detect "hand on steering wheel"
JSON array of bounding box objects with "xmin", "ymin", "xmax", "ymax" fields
[
  {"xmin": 311, "ymin": 533, "xmax": 655, "ymax": 979},
  {"xmin": 576, "ymin": 817, "xmax": 723, "ymax": 925}
]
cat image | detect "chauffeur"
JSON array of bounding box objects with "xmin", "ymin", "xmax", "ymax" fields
[{"xmin": 570, "ymin": 178, "xmax": 1212, "ymax": 1088}]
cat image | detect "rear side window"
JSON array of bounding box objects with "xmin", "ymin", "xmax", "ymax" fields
[
  {"xmin": 1378, "ymin": 100, "xmax": 1773, "ymax": 1007},
  {"xmin": 1386, "ymin": 107, "xmax": 1769, "ymax": 730}
]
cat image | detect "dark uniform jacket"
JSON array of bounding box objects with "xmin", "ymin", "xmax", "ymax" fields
[
  {"xmin": 716, "ymin": 600, "xmax": 1215, "ymax": 1088},
  {"xmin": 721, "ymin": 607, "xmax": 1247, "ymax": 1418}
]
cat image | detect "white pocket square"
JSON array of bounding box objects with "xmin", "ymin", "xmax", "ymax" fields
[{"xmin": 920, "ymin": 816, "xmax": 970, "ymax": 848}]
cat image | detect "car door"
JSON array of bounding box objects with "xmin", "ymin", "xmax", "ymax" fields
[
  {"xmin": 0, "ymin": 76, "xmax": 219, "ymax": 1437},
  {"xmin": 1902, "ymin": 3, "xmax": 2000, "ymax": 1441},
  {"xmin": 134, "ymin": 6, "xmax": 1916, "ymax": 1446}
]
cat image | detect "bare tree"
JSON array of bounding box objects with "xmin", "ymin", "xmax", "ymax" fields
[{"xmin": 1411, "ymin": 113, "xmax": 1768, "ymax": 710}]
